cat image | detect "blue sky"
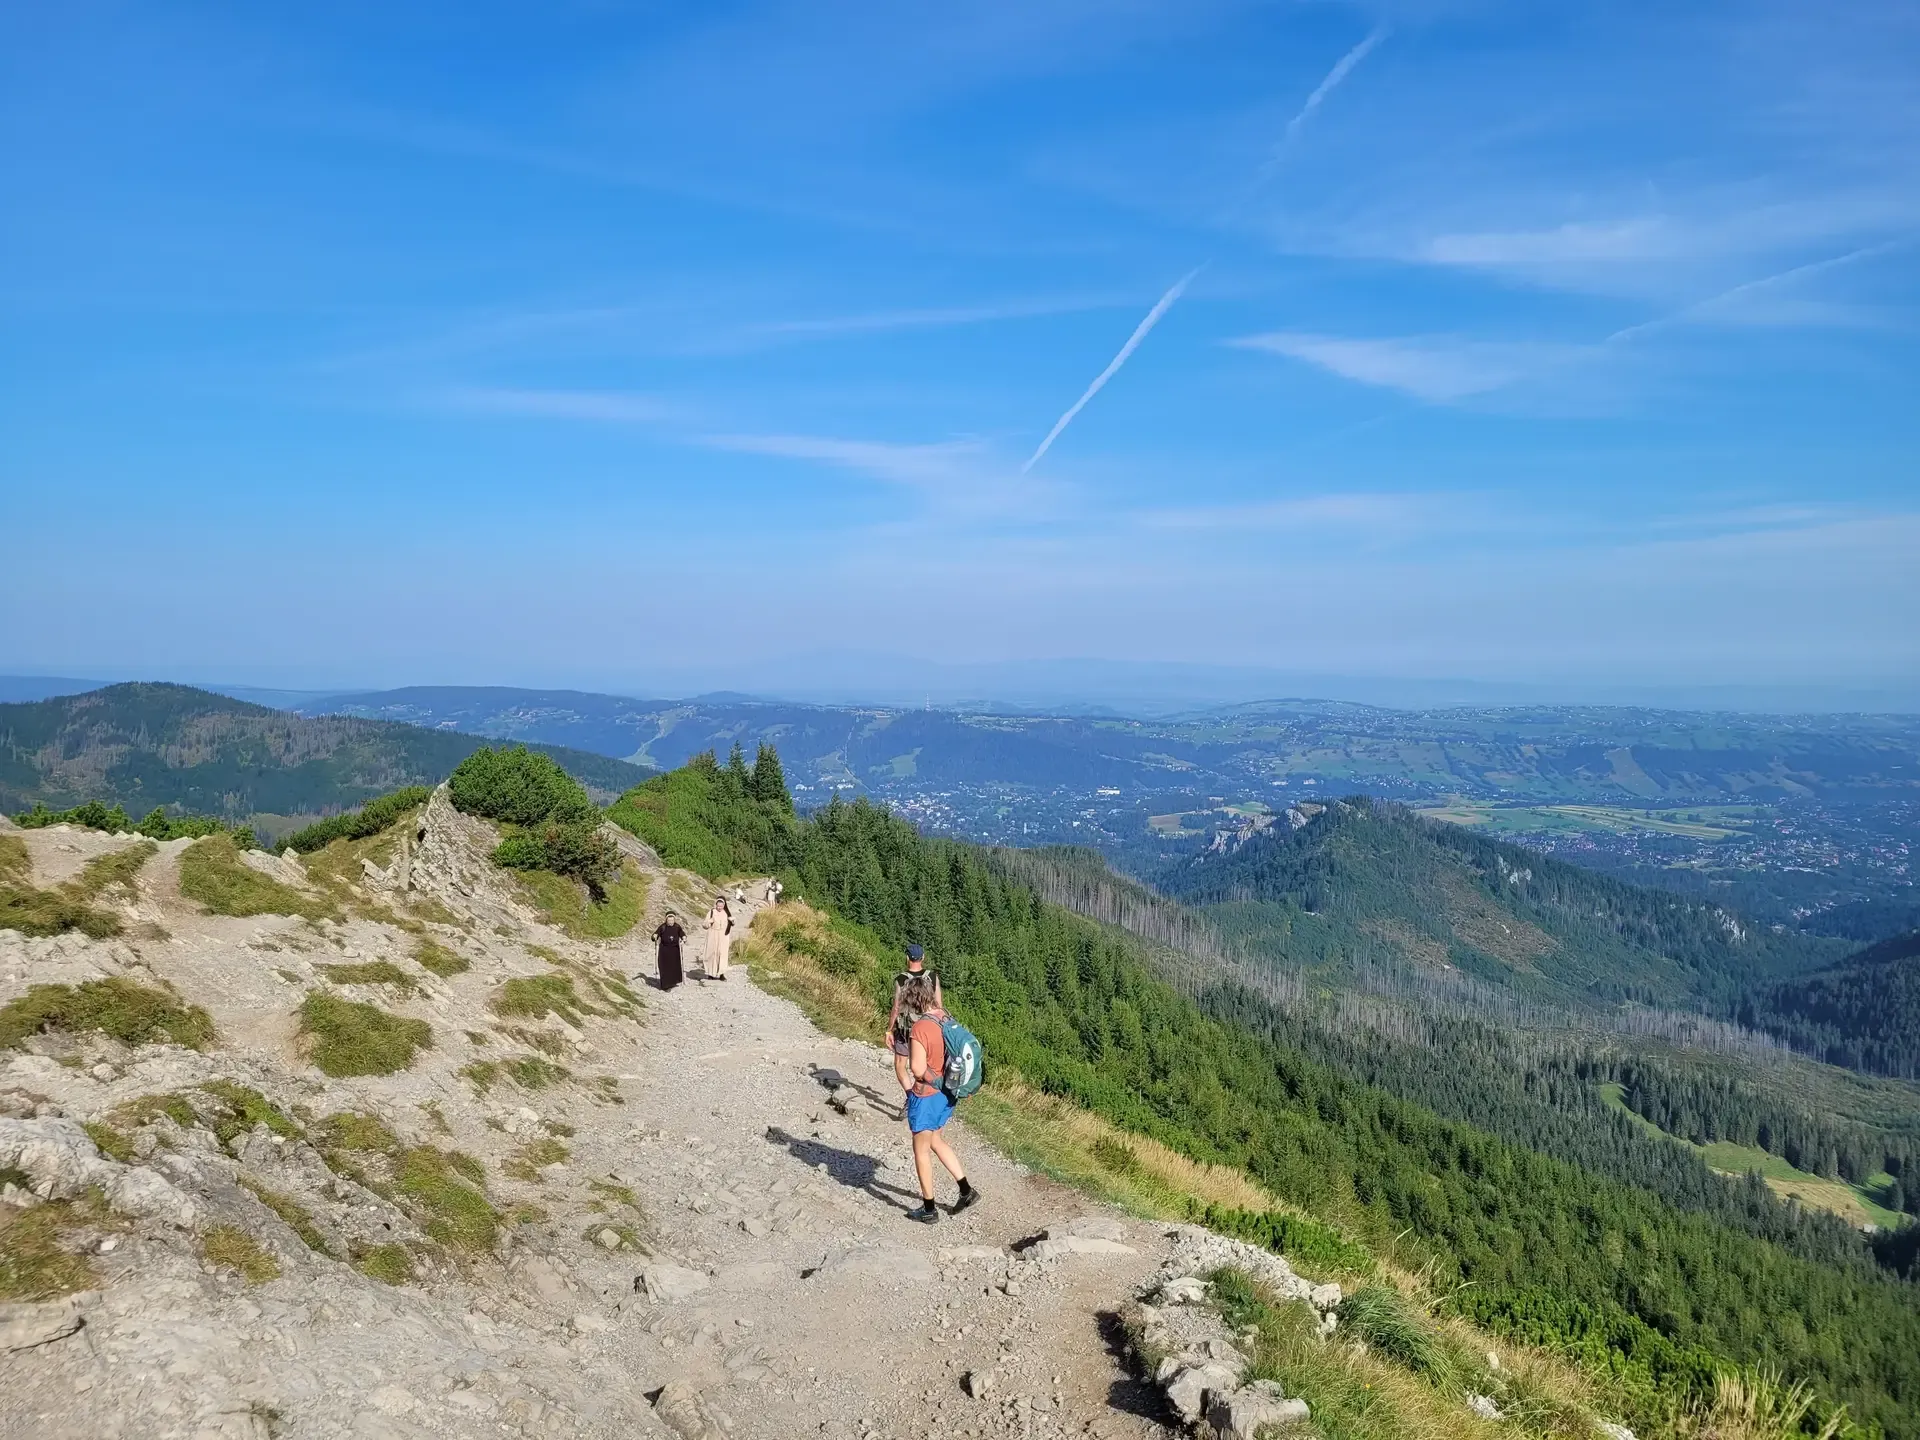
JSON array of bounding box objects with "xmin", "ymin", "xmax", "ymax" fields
[{"xmin": 3, "ymin": 1, "xmax": 1916, "ymax": 701}]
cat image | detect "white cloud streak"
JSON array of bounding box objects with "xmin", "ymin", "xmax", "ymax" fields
[
  {"xmin": 1229, "ymin": 332, "xmax": 1580, "ymax": 402},
  {"xmin": 1023, "ymin": 268, "xmax": 1200, "ymax": 472},
  {"xmin": 1281, "ymin": 26, "xmax": 1388, "ymax": 149}
]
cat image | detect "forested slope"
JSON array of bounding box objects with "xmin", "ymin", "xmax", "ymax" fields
[
  {"xmin": 1154, "ymin": 796, "xmax": 1840, "ymax": 1007},
  {"xmin": 0, "ymin": 683, "xmax": 646, "ymax": 833},
  {"xmin": 1735, "ymin": 932, "xmax": 1920, "ymax": 1079},
  {"xmin": 612, "ymin": 758, "xmax": 1920, "ymax": 1438}
]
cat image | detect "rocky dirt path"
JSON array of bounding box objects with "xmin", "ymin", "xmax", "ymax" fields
[
  {"xmin": 600, "ymin": 940, "xmax": 1179, "ymax": 1439},
  {"xmin": 1, "ymin": 805, "xmax": 1183, "ymax": 1440}
]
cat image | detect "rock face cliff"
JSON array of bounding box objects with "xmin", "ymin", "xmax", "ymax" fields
[{"xmin": 1, "ymin": 791, "xmax": 1233, "ymax": 1440}]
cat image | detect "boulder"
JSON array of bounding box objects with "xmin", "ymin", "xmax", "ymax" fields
[
  {"xmin": 0, "ymin": 1292, "xmax": 94, "ymax": 1352},
  {"xmin": 652, "ymin": 1383, "xmax": 725, "ymax": 1440},
  {"xmin": 1467, "ymin": 1393, "xmax": 1504, "ymax": 1420},
  {"xmin": 1208, "ymin": 1381, "xmax": 1310, "ymax": 1439},
  {"xmin": 1158, "ymin": 1276, "xmax": 1209, "ymax": 1305},
  {"xmin": 1163, "ymin": 1362, "xmax": 1243, "ymax": 1425},
  {"xmin": 638, "ymin": 1263, "xmax": 711, "ymax": 1303}
]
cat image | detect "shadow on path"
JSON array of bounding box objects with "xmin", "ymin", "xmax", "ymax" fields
[{"xmin": 764, "ymin": 1126, "xmax": 919, "ymax": 1213}]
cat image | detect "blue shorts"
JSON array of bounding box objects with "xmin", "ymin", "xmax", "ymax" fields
[{"xmin": 906, "ymin": 1089, "xmax": 953, "ymax": 1133}]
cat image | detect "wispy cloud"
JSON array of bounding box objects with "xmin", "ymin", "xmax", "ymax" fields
[
  {"xmin": 1023, "ymin": 269, "xmax": 1201, "ymax": 472},
  {"xmin": 1228, "ymin": 332, "xmax": 1580, "ymax": 403},
  {"xmin": 739, "ymin": 296, "xmax": 1116, "ymax": 345},
  {"xmin": 1279, "ymin": 27, "xmax": 1388, "ymax": 152},
  {"xmin": 700, "ymin": 432, "xmax": 994, "ymax": 491},
  {"xmin": 439, "ymin": 386, "xmax": 674, "ymax": 423},
  {"xmin": 1132, "ymin": 491, "xmax": 1450, "ymax": 533}
]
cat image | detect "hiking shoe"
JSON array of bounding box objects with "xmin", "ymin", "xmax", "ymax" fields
[
  {"xmin": 951, "ymin": 1185, "xmax": 980, "ymax": 1214},
  {"xmin": 906, "ymin": 1201, "xmax": 940, "ymax": 1225}
]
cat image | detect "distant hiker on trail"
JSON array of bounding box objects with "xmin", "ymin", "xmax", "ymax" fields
[
  {"xmin": 651, "ymin": 912, "xmax": 686, "ymax": 991},
  {"xmin": 895, "ymin": 972, "xmax": 976, "ymax": 1224},
  {"xmin": 765, "ymin": 877, "xmax": 783, "ymax": 906},
  {"xmin": 887, "ymin": 943, "xmax": 943, "ymax": 1096},
  {"xmin": 704, "ymin": 896, "xmax": 735, "ymax": 981},
  {"xmin": 733, "ymin": 883, "xmax": 747, "ymax": 909}
]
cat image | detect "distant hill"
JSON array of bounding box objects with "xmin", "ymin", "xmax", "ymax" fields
[
  {"xmin": 1734, "ymin": 932, "xmax": 1920, "ymax": 1078},
  {"xmin": 0, "ymin": 683, "xmax": 648, "ymax": 836},
  {"xmin": 1152, "ymin": 797, "xmax": 1842, "ymax": 1007},
  {"xmin": 303, "ymin": 684, "xmax": 1920, "ymax": 804},
  {"xmin": 309, "ymin": 685, "xmax": 1166, "ymax": 793}
]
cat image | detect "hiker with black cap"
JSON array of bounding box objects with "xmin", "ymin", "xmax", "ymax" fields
[{"xmin": 887, "ymin": 943, "xmax": 942, "ymax": 1094}]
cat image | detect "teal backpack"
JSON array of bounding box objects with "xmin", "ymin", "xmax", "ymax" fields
[{"xmin": 937, "ymin": 1015, "xmax": 984, "ymax": 1100}]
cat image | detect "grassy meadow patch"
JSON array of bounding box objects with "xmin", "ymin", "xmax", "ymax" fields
[
  {"xmin": 298, "ymin": 991, "xmax": 431, "ymax": 1076},
  {"xmin": 0, "ymin": 977, "xmax": 214, "ymax": 1051},
  {"xmin": 179, "ymin": 834, "xmax": 331, "ymax": 920}
]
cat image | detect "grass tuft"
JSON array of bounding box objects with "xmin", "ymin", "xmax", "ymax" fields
[
  {"xmin": 394, "ymin": 1147, "xmax": 497, "ymax": 1252},
  {"xmin": 202, "ymin": 1223, "xmax": 280, "ymax": 1283},
  {"xmin": 492, "ymin": 974, "xmax": 584, "ymax": 1026},
  {"xmin": 298, "ymin": 991, "xmax": 431, "ymax": 1076},
  {"xmin": 0, "ymin": 1194, "xmax": 107, "ymax": 1301},
  {"xmin": 413, "ymin": 937, "xmax": 470, "ymax": 978},
  {"xmin": 503, "ymin": 1137, "xmax": 569, "ymax": 1182},
  {"xmin": 506, "ymin": 1055, "xmax": 569, "ymax": 1090},
  {"xmin": 0, "ymin": 833, "xmax": 126, "ymax": 938},
  {"xmin": 317, "ymin": 960, "xmax": 419, "ymax": 992},
  {"xmin": 1337, "ymin": 1284, "xmax": 1455, "ymax": 1385},
  {"xmin": 355, "ymin": 1242, "xmax": 414, "ymax": 1285},
  {"xmin": 179, "ymin": 834, "xmax": 332, "ymax": 919},
  {"xmin": 507, "ymin": 860, "xmax": 647, "ymax": 941},
  {"xmin": 240, "ymin": 1177, "xmax": 332, "ymax": 1255},
  {"xmin": 0, "ymin": 977, "xmax": 214, "ymax": 1051},
  {"xmin": 199, "ymin": 1080, "xmax": 300, "ymax": 1145},
  {"xmin": 82, "ymin": 1121, "xmax": 135, "ymax": 1163}
]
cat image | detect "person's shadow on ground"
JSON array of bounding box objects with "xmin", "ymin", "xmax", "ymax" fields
[{"xmin": 764, "ymin": 1126, "xmax": 919, "ymax": 1213}]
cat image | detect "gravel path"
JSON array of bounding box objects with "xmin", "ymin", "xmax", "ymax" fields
[{"xmin": 0, "ymin": 805, "xmax": 1180, "ymax": 1440}]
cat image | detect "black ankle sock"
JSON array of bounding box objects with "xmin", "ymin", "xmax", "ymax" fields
[{"xmin": 958, "ymin": 1178, "xmax": 974, "ymax": 1196}]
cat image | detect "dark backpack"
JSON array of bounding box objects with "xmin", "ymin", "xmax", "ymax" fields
[{"xmin": 937, "ymin": 1015, "xmax": 984, "ymax": 1100}]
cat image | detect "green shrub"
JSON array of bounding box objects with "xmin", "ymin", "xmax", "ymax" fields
[
  {"xmin": 1183, "ymin": 1199, "xmax": 1376, "ymax": 1276},
  {"xmin": 449, "ymin": 746, "xmax": 597, "ymax": 827},
  {"xmin": 0, "ymin": 978, "xmax": 214, "ymax": 1051},
  {"xmin": 493, "ymin": 820, "xmax": 621, "ymax": 898},
  {"xmin": 297, "ymin": 991, "xmax": 431, "ymax": 1076},
  {"xmin": 278, "ymin": 787, "xmax": 431, "ymax": 854},
  {"xmin": 12, "ymin": 800, "xmax": 253, "ymax": 847},
  {"xmin": 178, "ymin": 835, "xmax": 328, "ymax": 919},
  {"xmin": 607, "ymin": 749, "xmax": 796, "ymax": 880}
]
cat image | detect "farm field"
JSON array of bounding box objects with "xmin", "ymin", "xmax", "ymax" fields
[{"xmin": 1419, "ymin": 801, "xmax": 1759, "ymax": 840}]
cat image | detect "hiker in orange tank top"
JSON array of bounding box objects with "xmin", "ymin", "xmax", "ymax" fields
[{"xmin": 897, "ymin": 973, "xmax": 978, "ymax": 1224}]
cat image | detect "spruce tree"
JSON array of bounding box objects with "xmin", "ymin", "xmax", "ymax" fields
[{"xmin": 751, "ymin": 742, "xmax": 792, "ymax": 810}]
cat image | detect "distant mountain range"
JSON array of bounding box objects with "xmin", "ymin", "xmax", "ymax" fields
[
  {"xmin": 288, "ymin": 684, "xmax": 1920, "ymax": 806},
  {"xmin": 0, "ymin": 683, "xmax": 647, "ymax": 835}
]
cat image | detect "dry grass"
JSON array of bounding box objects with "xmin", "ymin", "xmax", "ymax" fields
[
  {"xmin": 965, "ymin": 1077, "xmax": 1277, "ymax": 1219},
  {"xmin": 201, "ymin": 1223, "xmax": 280, "ymax": 1283},
  {"xmin": 739, "ymin": 902, "xmax": 888, "ymax": 1042}
]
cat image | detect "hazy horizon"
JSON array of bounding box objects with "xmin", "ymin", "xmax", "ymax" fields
[{"xmin": 5, "ymin": 3, "xmax": 1917, "ymax": 702}]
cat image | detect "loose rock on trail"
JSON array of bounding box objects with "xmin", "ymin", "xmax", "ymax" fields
[{"xmin": 0, "ymin": 794, "xmax": 1192, "ymax": 1439}]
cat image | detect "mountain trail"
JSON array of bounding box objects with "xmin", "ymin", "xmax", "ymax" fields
[{"xmin": 0, "ymin": 798, "xmax": 1181, "ymax": 1439}]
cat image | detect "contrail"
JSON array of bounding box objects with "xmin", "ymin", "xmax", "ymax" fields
[
  {"xmin": 1284, "ymin": 26, "xmax": 1388, "ymax": 147},
  {"xmin": 1023, "ymin": 268, "xmax": 1201, "ymax": 472}
]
